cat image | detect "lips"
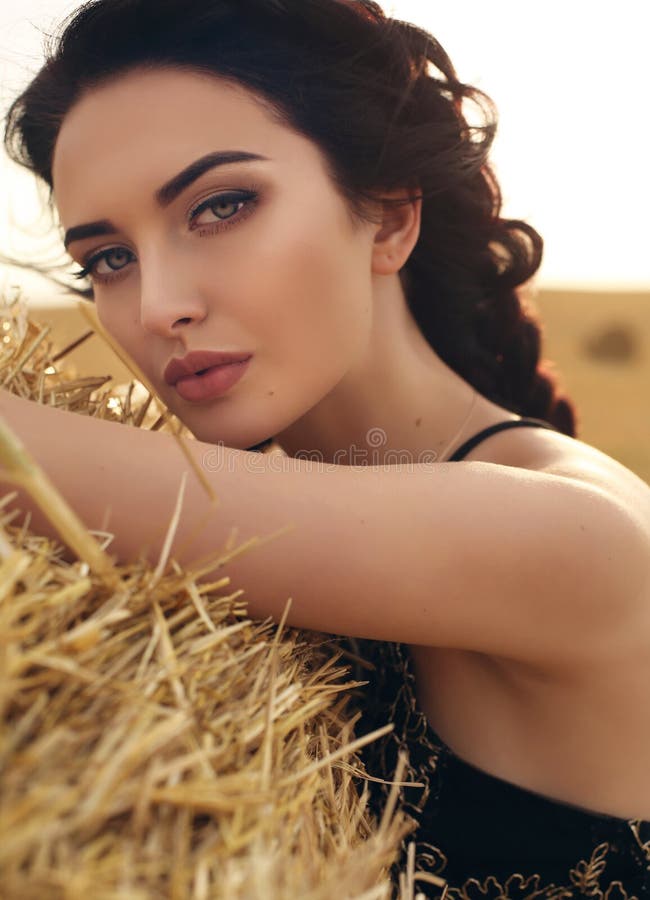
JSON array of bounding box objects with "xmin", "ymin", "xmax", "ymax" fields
[{"xmin": 164, "ymin": 350, "xmax": 253, "ymax": 387}]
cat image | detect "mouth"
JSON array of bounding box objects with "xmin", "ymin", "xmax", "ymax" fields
[
  {"xmin": 164, "ymin": 350, "xmax": 253, "ymax": 387},
  {"xmin": 171, "ymin": 357, "xmax": 252, "ymax": 403}
]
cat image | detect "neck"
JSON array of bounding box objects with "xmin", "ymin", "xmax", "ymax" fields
[{"xmin": 274, "ymin": 275, "xmax": 491, "ymax": 467}]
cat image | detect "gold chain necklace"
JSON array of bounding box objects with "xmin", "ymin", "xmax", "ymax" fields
[{"xmin": 438, "ymin": 387, "xmax": 478, "ymax": 463}]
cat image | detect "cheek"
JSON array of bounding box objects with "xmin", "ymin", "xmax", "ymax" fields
[
  {"xmin": 242, "ymin": 236, "xmax": 371, "ymax": 414},
  {"xmin": 235, "ymin": 217, "xmax": 371, "ymax": 350},
  {"xmin": 288, "ymin": 241, "xmax": 370, "ymax": 373},
  {"xmin": 95, "ymin": 301, "xmax": 141, "ymax": 358},
  {"xmin": 95, "ymin": 301, "xmax": 116, "ymax": 340}
]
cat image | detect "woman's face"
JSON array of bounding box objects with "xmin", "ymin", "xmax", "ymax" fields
[{"xmin": 52, "ymin": 67, "xmax": 378, "ymax": 449}]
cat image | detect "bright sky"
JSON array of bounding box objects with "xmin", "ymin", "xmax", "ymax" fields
[{"xmin": 1, "ymin": 0, "xmax": 648, "ymax": 297}]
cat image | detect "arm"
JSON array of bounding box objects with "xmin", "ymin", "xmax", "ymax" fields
[{"xmin": 1, "ymin": 389, "xmax": 647, "ymax": 664}]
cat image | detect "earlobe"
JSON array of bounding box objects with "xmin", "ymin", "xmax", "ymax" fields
[{"xmin": 371, "ymin": 190, "xmax": 422, "ymax": 275}]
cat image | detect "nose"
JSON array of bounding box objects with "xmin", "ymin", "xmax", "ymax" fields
[{"xmin": 137, "ymin": 253, "xmax": 208, "ymax": 338}]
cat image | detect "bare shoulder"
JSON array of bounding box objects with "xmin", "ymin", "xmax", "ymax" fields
[
  {"xmin": 471, "ymin": 416, "xmax": 650, "ymax": 544},
  {"xmin": 523, "ymin": 427, "xmax": 650, "ymax": 542},
  {"xmin": 498, "ymin": 426, "xmax": 650, "ymax": 653}
]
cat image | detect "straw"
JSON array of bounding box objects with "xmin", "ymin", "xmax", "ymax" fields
[{"xmin": 0, "ymin": 296, "xmax": 423, "ymax": 898}]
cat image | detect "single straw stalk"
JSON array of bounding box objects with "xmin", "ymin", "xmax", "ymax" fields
[
  {"xmin": 0, "ymin": 415, "xmax": 120, "ymax": 587},
  {"xmin": 77, "ymin": 301, "xmax": 216, "ymax": 503}
]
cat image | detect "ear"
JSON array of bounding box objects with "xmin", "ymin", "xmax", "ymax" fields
[{"xmin": 370, "ymin": 189, "xmax": 422, "ymax": 276}]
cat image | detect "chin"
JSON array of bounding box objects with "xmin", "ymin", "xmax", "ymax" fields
[{"xmin": 180, "ymin": 417, "xmax": 274, "ymax": 452}]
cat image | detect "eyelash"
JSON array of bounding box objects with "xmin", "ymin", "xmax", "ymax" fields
[{"xmin": 71, "ymin": 188, "xmax": 260, "ymax": 285}]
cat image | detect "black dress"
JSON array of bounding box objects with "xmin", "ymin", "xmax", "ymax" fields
[{"xmin": 340, "ymin": 418, "xmax": 650, "ymax": 899}]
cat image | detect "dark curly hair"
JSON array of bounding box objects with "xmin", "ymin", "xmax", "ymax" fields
[{"xmin": 3, "ymin": 0, "xmax": 578, "ymax": 436}]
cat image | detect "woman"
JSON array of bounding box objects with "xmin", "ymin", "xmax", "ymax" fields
[{"xmin": 2, "ymin": 0, "xmax": 649, "ymax": 895}]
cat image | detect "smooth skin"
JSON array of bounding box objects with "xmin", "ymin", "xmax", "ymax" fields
[{"xmin": 2, "ymin": 66, "xmax": 649, "ymax": 818}]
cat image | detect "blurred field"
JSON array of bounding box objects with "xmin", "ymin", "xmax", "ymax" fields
[
  {"xmin": 12, "ymin": 286, "xmax": 650, "ymax": 485},
  {"xmin": 531, "ymin": 288, "xmax": 649, "ymax": 485}
]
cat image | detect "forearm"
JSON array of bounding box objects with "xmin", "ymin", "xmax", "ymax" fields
[{"xmin": 0, "ymin": 390, "xmax": 276, "ymax": 573}]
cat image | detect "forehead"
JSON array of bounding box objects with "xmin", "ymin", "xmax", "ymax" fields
[{"xmin": 52, "ymin": 67, "xmax": 327, "ymax": 213}]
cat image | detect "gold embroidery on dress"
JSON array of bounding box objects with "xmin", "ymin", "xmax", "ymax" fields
[
  {"xmin": 569, "ymin": 842, "xmax": 611, "ymax": 894},
  {"xmin": 447, "ymin": 868, "xmax": 638, "ymax": 900},
  {"xmin": 630, "ymin": 820, "xmax": 650, "ymax": 869},
  {"xmin": 450, "ymin": 871, "xmax": 569, "ymax": 900},
  {"xmin": 434, "ymin": 824, "xmax": 649, "ymax": 900}
]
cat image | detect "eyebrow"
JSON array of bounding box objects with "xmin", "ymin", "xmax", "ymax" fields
[{"xmin": 63, "ymin": 150, "xmax": 269, "ymax": 250}]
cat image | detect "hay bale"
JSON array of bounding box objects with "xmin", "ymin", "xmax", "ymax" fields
[{"xmin": 0, "ymin": 297, "xmax": 424, "ymax": 899}]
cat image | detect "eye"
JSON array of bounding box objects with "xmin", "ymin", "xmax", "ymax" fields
[
  {"xmin": 189, "ymin": 190, "xmax": 257, "ymax": 231},
  {"xmin": 92, "ymin": 248, "xmax": 133, "ymax": 275},
  {"xmin": 72, "ymin": 247, "xmax": 135, "ymax": 283}
]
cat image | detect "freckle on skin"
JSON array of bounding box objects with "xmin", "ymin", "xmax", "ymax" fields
[
  {"xmin": 268, "ymin": 391, "xmax": 275, "ymax": 397},
  {"xmin": 415, "ymin": 418, "xmax": 422, "ymax": 427}
]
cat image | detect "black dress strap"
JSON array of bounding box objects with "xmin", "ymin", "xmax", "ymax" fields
[{"xmin": 448, "ymin": 417, "xmax": 559, "ymax": 462}]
